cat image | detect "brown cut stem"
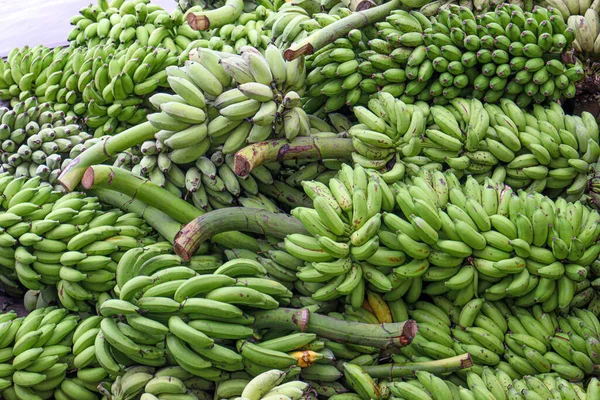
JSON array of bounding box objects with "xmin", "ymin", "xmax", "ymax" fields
[
  {"xmin": 253, "ymin": 308, "xmax": 418, "ymax": 349},
  {"xmin": 342, "ymin": 0, "xmax": 376, "ymax": 11},
  {"xmin": 58, "ymin": 121, "xmax": 159, "ymax": 192},
  {"xmin": 187, "ymin": 0, "xmax": 244, "ymax": 30},
  {"xmin": 362, "ymin": 354, "xmax": 474, "ymax": 379},
  {"xmin": 234, "ymin": 137, "xmax": 353, "ymax": 177},
  {"xmin": 284, "ymin": 0, "xmax": 402, "ymax": 60},
  {"xmin": 89, "ymin": 189, "xmax": 183, "ymax": 243},
  {"xmin": 83, "ymin": 166, "xmax": 261, "ymax": 252},
  {"xmin": 174, "ymin": 208, "xmax": 309, "ymax": 260}
]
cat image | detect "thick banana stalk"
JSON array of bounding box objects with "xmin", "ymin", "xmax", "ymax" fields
[
  {"xmin": 284, "ymin": 0, "xmax": 402, "ymax": 60},
  {"xmin": 89, "ymin": 188, "xmax": 183, "ymax": 243},
  {"xmin": 187, "ymin": 0, "xmax": 245, "ymax": 30},
  {"xmin": 59, "ymin": 121, "xmax": 159, "ymax": 192},
  {"xmin": 174, "ymin": 207, "xmax": 309, "ymax": 260},
  {"xmin": 361, "ymin": 354, "xmax": 473, "ymax": 378},
  {"xmin": 82, "ymin": 165, "xmax": 260, "ymax": 252},
  {"xmin": 253, "ymin": 307, "xmax": 418, "ymax": 349},
  {"xmin": 234, "ymin": 137, "xmax": 353, "ymax": 177}
]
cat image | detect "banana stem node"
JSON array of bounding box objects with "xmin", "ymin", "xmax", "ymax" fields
[{"xmin": 187, "ymin": 0, "xmax": 244, "ymax": 30}]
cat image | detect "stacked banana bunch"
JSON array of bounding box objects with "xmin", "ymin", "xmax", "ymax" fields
[
  {"xmin": 349, "ymin": 94, "xmax": 600, "ymax": 200},
  {"xmin": 100, "ymin": 365, "xmax": 219, "ymax": 400},
  {"xmin": 420, "ymin": 0, "xmax": 537, "ymax": 17},
  {"xmin": 214, "ymin": 369, "xmax": 311, "ymax": 400},
  {"xmin": 278, "ymin": 164, "xmax": 400, "ymax": 307},
  {"xmin": 210, "ymin": 6, "xmax": 274, "ymax": 53},
  {"xmin": 393, "ymin": 297, "xmax": 600, "ymax": 381},
  {"xmin": 0, "ymin": 41, "xmax": 174, "ymax": 135},
  {"xmin": 92, "ymin": 250, "xmax": 297, "ymax": 377},
  {"xmin": 0, "ymin": 307, "xmax": 100, "ymax": 400},
  {"xmin": 304, "ymin": 31, "xmax": 371, "ymax": 113},
  {"xmin": 68, "ymin": 0, "xmax": 203, "ymax": 52},
  {"xmin": 0, "ymin": 99, "xmax": 99, "ymax": 185},
  {"xmin": 387, "ymin": 370, "xmax": 600, "ymax": 400},
  {"xmin": 375, "ymin": 4, "xmax": 581, "ymax": 106},
  {"xmin": 567, "ymin": 8, "xmax": 600, "ymax": 57},
  {"xmin": 282, "ymin": 162, "xmax": 600, "ymax": 311},
  {"xmin": 146, "ymin": 45, "xmax": 308, "ymax": 168},
  {"xmin": 263, "ymin": 1, "xmax": 343, "ymax": 51},
  {"xmin": 0, "ymin": 174, "xmax": 157, "ymax": 311}
]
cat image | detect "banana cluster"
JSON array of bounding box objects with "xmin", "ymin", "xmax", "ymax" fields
[
  {"xmin": 350, "ymin": 93, "xmax": 600, "ymax": 201},
  {"xmin": 421, "ymin": 0, "xmax": 536, "ymax": 17},
  {"xmin": 282, "ymin": 164, "xmax": 398, "ymax": 307},
  {"xmin": 215, "ymin": 369, "xmax": 310, "ymax": 400},
  {"xmin": 211, "ymin": 6, "xmax": 274, "ymax": 53},
  {"xmin": 0, "ymin": 175, "xmax": 157, "ymax": 311},
  {"xmin": 264, "ymin": 1, "xmax": 344, "ymax": 50},
  {"xmin": 96, "ymin": 249, "xmax": 294, "ymax": 378},
  {"xmin": 372, "ymin": 5, "xmax": 580, "ymax": 106},
  {"xmin": 388, "ymin": 369, "xmax": 600, "ymax": 400},
  {"xmin": 568, "ymin": 8, "xmax": 600, "ymax": 56},
  {"xmin": 542, "ymin": 0, "xmax": 598, "ymax": 19},
  {"xmin": 0, "ymin": 99, "xmax": 99, "ymax": 184},
  {"xmin": 391, "ymin": 296, "xmax": 600, "ymax": 383},
  {"xmin": 0, "ymin": 41, "xmax": 175, "ymax": 135},
  {"xmin": 0, "ymin": 307, "xmax": 102, "ymax": 400},
  {"xmin": 101, "ymin": 365, "xmax": 216, "ymax": 400},
  {"xmin": 68, "ymin": 0, "xmax": 203, "ymax": 51}
]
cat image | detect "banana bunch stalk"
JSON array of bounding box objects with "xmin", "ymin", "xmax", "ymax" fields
[
  {"xmin": 386, "ymin": 369, "xmax": 600, "ymax": 400},
  {"xmin": 0, "ymin": 99, "xmax": 100, "ymax": 185},
  {"xmin": 214, "ymin": 369, "xmax": 311, "ymax": 400},
  {"xmin": 365, "ymin": 4, "xmax": 581, "ymax": 106},
  {"xmin": 0, "ymin": 308, "xmax": 106, "ymax": 400},
  {"xmin": 68, "ymin": 0, "xmax": 202, "ymax": 51},
  {"xmin": 210, "ymin": 6, "xmax": 274, "ymax": 53},
  {"xmin": 349, "ymin": 93, "xmax": 599, "ymax": 201},
  {"xmin": 0, "ymin": 174, "xmax": 160, "ymax": 311}
]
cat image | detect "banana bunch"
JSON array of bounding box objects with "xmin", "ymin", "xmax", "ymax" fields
[
  {"xmin": 0, "ymin": 307, "xmax": 100, "ymax": 400},
  {"xmin": 388, "ymin": 369, "xmax": 599, "ymax": 400},
  {"xmin": 0, "ymin": 174, "xmax": 158, "ymax": 311},
  {"xmin": 96, "ymin": 249, "xmax": 293, "ymax": 377},
  {"xmin": 304, "ymin": 30, "xmax": 371, "ymax": 113},
  {"xmin": 279, "ymin": 164, "xmax": 401, "ymax": 306},
  {"xmin": 349, "ymin": 93, "xmax": 600, "ymax": 201},
  {"xmin": 367, "ymin": 4, "xmax": 581, "ymax": 106},
  {"xmin": 215, "ymin": 369, "xmax": 310, "ymax": 400},
  {"xmin": 0, "ymin": 41, "xmax": 173, "ymax": 135},
  {"xmin": 210, "ymin": 6, "xmax": 274, "ymax": 53},
  {"xmin": 568, "ymin": 8, "xmax": 600, "ymax": 57},
  {"xmin": 68, "ymin": 0, "xmax": 203, "ymax": 51},
  {"xmin": 263, "ymin": 0, "xmax": 330, "ymax": 49},
  {"xmin": 390, "ymin": 295, "xmax": 600, "ymax": 382},
  {"xmin": 421, "ymin": 0, "xmax": 536, "ymax": 17},
  {"xmin": 538, "ymin": 0, "xmax": 598, "ymax": 19},
  {"xmin": 102, "ymin": 365, "xmax": 216, "ymax": 400},
  {"xmin": 0, "ymin": 99, "xmax": 100, "ymax": 185}
]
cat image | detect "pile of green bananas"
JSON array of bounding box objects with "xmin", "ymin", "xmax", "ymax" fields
[
  {"xmin": 210, "ymin": 6, "xmax": 274, "ymax": 53},
  {"xmin": 147, "ymin": 44, "xmax": 308, "ymax": 164},
  {"xmin": 0, "ymin": 307, "xmax": 103, "ymax": 400},
  {"xmin": 68, "ymin": 0, "xmax": 203, "ymax": 51},
  {"xmin": 349, "ymin": 93, "xmax": 600, "ymax": 200},
  {"xmin": 214, "ymin": 369, "xmax": 310, "ymax": 400},
  {"xmin": 377, "ymin": 4, "xmax": 580, "ymax": 106},
  {"xmin": 0, "ymin": 175, "xmax": 158, "ymax": 311},
  {"xmin": 387, "ymin": 369, "xmax": 600, "ymax": 400},
  {"xmin": 102, "ymin": 365, "xmax": 218, "ymax": 400},
  {"xmin": 392, "ymin": 297, "xmax": 600, "ymax": 381},
  {"xmin": 281, "ymin": 162, "xmax": 600, "ymax": 311},
  {"xmin": 0, "ymin": 99, "xmax": 100, "ymax": 185},
  {"xmin": 0, "ymin": 41, "xmax": 175, "ymax": 135},
  {"xmin": 95, "ymin": 250, "xmax": 294, "ymax": 377}
]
